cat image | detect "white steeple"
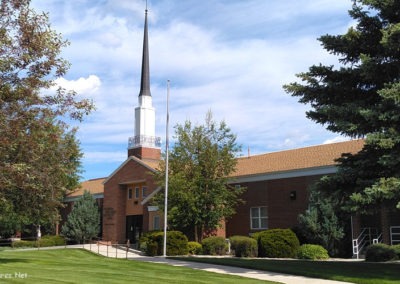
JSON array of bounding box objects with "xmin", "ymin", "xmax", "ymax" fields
[{"xmin": 128, "ymin": 8, "xmax": 161, "ymax": 154}]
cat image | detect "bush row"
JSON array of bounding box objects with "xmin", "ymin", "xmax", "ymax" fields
[
  {"xmin": 365, "ymin": 243, "xmax": 400, "ymax": 262},
  {"xmin": 12, "ymin": 235, "xmax": 66, "ymax": 248},
  {"xmin": 139, "ymin": 229, "xmax": 329, "ymax": 260}
]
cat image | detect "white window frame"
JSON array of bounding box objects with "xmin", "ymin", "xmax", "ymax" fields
[
  {"xmin": 128, "ymin": 188, "xmax": 133, "ymax": 199},
  {"xmin": 250, "ymin": 206, "xmax": 268, "ymax": 230}
]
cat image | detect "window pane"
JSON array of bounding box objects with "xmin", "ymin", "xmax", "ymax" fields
[
  {"xmin": 142, "ymin": 186, "xmax": 147, "ymax": 198},
  {"xmin": 251, "ymin": 218, "xmax": 259, "ymax": 229},
  {"xmin": 153, "ymin": 216, "xmax": 160, "ymax": 230},
  {"xmin": 260, "ymin": 218, "xmax": 268, "ymax": 229},
  {"xmin": 135, "ymin": 187, "xmax": 139, "ymax": 198},
  {"xmin": 251, "ymin": 208, "xmax": 259, "ymax": 218}
]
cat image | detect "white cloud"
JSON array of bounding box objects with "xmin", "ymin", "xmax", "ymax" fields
[
  {"xmin": 323, "ymin": 136, "xmax": 351, "ymax": 144},
  {"xmin": 54, "ymin": 75, "xmax": 101, "ymax": 96},
  {"xmin": 29, "ymin": 0, "xmax": 355, "ymax": 180}
]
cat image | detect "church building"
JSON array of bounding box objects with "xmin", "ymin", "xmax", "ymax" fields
[{"xmin": 63, "ymin": 8, "xmax": 400, "ymax": 254}]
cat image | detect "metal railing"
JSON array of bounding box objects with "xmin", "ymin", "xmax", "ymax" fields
[
  {"xmin": 128, "ymin": 135, "xmax": 161, "ymax": 148},
  {"xmin": 352, "ymin": 227, "xmax": 380, "ymax": 259}
]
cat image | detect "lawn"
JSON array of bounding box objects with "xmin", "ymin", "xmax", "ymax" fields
[
  {"xmin": 0, "ymin": 249, "xmax": 272, "ymax": 284},
  {"xmin": 173, "ymin": 257, "xmax": 400, "ymax": 284}
]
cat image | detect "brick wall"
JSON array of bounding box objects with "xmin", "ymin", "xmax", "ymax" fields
[
  {"xmin": 103, "ymin": 158, "xmax": 159, "ymax": 243},
  {"xmin": 226, "ymin": 175, "xmax": 322, "ymax": 237}
]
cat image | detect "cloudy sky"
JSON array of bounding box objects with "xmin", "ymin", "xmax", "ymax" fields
[{"xmin": 31, "ymin": 0, "xmax": 354, "ymax": 181}]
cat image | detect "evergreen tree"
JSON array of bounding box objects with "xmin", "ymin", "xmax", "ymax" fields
[
  {"xmin": 61, "ymin": 191, "xmax": 100, "ymax": 243},
  {"xmin": 284, "ymin": 0, "xmax": 400, "ymax": 253},
  {"xmin": 154, "ymin": 111, "xmax": 243, "ymax": 242}
]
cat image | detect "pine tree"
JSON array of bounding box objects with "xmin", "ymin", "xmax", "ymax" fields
[
  {"xmin": 61, "ymin": 191, "xmax": 100, "ymax": 244},
  {"xmin": 284, "ymin": 1, "xmax": 400, "ymax": 213},
  {"xmin": 284, "ymin": 0, "xmax": 400, "ymax": 254}
]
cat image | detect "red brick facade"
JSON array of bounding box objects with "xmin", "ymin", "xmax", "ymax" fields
[
  {"xmin": 102, "ymin": 157, "xmax": 159, "ymax": 243},
  {"xmin": 226, "ymin": 175, "xmax": 321, "ymax": 237}
]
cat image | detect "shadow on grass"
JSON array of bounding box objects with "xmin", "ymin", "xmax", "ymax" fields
[{"xmin": 172, "ymin": 257, "xmax": 400, "ymax": 284}]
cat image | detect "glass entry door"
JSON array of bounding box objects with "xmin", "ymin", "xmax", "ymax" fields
[{"xmin": 126, "ymin": 215, "xmax": 143, "ymax": 246}]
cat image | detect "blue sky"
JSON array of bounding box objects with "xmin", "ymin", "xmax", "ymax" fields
[{"xmin": 31, "ymin": 0, "xmax": 354, "ymax": 181}]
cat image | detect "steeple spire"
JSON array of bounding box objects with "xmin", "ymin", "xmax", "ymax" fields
[
  {"xmin": 128, "ymin": 4, "xmax": 161, "ymax": 160},
  {"xmin": 139, "ymin": 7, "xmax": 151, "ymax": 97}
]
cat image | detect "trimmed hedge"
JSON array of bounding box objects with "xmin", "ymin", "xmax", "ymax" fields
[
  {"xmin": 188, "ymin": 241, "xmax": 202, "ymax": 255},
  {"xmin": 229, "ymin": 235, "xmax": 258, "ymax": 257},
  {"xmin": 297, "ymin": 244, "xmax": 329, "ymax": 260},
  {"xmin": 12, "ymin": 235, "xmax": 66, "ymax": 248},
  {"xmin": 202, "ymin": 236, "xmax": 228, "ymax": 255},
  {"xmin": 392, "ymin": 244, "xmax": 400, "ymax": 259},
  {"xmin": 141, "ymin": 231, "xmax": 188, "ymax": 256},
  {"xmin": 253, "ymin": 229, "xmax": 300, "ymax": 258},
  {"xmin": 365, "ymin": 243, "xmax": 398, "ymax": 262}
]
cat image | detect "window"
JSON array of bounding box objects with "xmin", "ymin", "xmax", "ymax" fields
[
  {"xmin": 128, "ymin": 188, "xmax": 133, "ymax": 199},
  {"xmin": 142, "ymin": 186, "xmax": 148, "ymax": 198},
  {"xmin": 135, "ymin": 187, "xmax": 140, "ymax": 199},
  {"xmin": 250, "ymin": 207, "xmax": 268, "ymax": 230},
  {"xmin": 153, "ymin": 215, "xmax": 160, "ymax": 230}
]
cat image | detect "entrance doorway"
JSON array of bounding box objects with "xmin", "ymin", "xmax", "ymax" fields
[{"xmin": 126, "ymin": 215, "xmax": 143, "ymax": 246}]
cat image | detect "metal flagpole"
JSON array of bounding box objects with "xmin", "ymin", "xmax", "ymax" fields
[{"xmin": 163, "ymin": 80, "xmax": 170, "ymax": 257}]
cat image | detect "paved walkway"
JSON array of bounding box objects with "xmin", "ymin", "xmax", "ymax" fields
[{"xmin": 79, "ymin": 244, "xmax": 354, "ymax": 284}]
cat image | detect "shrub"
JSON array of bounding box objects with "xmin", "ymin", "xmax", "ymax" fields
[
  {"xmin": 11, "ymin": 235, "xmax": 66, "ymax": 248},
  {"xmin": 39, "ymin": 235, "xmax": 66, "ymax": 247},
  {"xmin": 142, "ymin": 231, "xmax": 188, "ymax": 256},
  {"xmin": 229, "ymin": 236, "xmax": 257, "ymax": 257},
  {"xmin": 297, "ymin": 244, "xmax": 329, "ymax": 260},
  {"xmin": 12, "ymin": 240, "xmax": 35, "ymax": 248},
  {"xmin": 254, "ymin": 229, "xmax": 300, "ymax": 258},
  {"xmin": 188, "ymin": 241, "xmax": 202, "ymax": 255},
  {"xmin": 365, "ymin": 243, "xmax": 398, "ymax": 262},
  {"xmin": 392, "ymin": 244, "xmax": 400, "ymax": 259},
  {"xmin": 202, "ymin": 236, "xmax": 227, "ymax": 255}
]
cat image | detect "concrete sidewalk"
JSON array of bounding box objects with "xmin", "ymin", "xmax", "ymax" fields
[{"xmin": 80, "ymin": 244, "xmax": 354, "ymax": 284}]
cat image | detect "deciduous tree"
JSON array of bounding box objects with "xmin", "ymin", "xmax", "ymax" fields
[
  {"xmin": 0, "ymin": 0, "xmax": 93, "ymax": 235},
  {"xmin": 154, "ymin": 111, "xmax": 243, "ymax": 242}
]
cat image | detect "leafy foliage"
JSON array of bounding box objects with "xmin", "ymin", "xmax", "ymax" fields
[
  {"xmin": 254, "ymin": 229, "xmax": 300, "ymax": 258},
  {"xmin": 141, "ymin": 230, "xmax": 188, "ymax": 256},
  {"xmin": 201, "ymin": 236, "xmax": 228, "ymax": 256},
  {"xmin": 61, "ymin": 191, "xmax": 100, "ymax": 244},
  {"xmin": 154, "ymin": 111, "xmax": 243, "ymax": 241},
  {"xmin": 284, "ymin": 0, "xmax": 400, "ymax": 248},
  {"xmin": 187, "ymin": 241, "xmax": 202, "ymax": 255},
  {"xmin": 297, "ymin": 244, "xmax": 329, "ymax": 260},
  {"xmin": 229, "ymin": 235, "xmax": 258, "ymax": 257},
  {"xmin": 0, "ymin": 0, "xmax": 94, "ymax": 234},
  {"xmin": 365, "ymin": 243, "xmax": 398, "ymax": 262}
]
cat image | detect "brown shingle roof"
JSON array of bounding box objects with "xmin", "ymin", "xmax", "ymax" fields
[
  {"xmin": 68, "ymin": 140, "xmax": 364, "ymax": 197},
  {"xmin": 67, "ymin": 177, "xmax": 106, "ymax": 197},
  {"xmin": 233, "ymin": 139, "xmax": 364, "ymax": 178}
]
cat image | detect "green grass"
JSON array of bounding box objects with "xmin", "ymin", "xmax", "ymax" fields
[
  {"xmin": 0, "ymin": 249, "xmax": 273, "ymax": 283},
  {"xmin": 172, "ymin": 257, "xmax": 400, "ymax": 284}
]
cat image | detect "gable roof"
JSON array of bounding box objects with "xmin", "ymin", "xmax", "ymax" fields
[
  {"xmin": 103, "ymin": 155, "xmax": 159, "ymax": 185},
  {"xmin": 233, "ymin": 139, "xmax": 364, "ymax": 178}
]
